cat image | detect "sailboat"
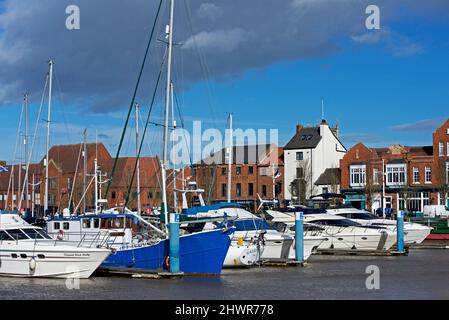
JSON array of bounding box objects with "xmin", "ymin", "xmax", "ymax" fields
[{"xmin": 45, "ymin": 0, "xmax": 234, "ymax": 275}]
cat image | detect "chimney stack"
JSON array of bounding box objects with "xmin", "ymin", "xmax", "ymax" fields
[{"xmin": 296, "ymin": 124, "xmax": 304, "ymax": 133}]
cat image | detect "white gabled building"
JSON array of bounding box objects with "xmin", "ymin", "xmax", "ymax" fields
[{"xmin": 283, "ymin": 120, "xmax": 347, "ymax": 203}]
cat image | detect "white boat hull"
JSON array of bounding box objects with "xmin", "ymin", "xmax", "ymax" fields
[
  {"xmin": 223, "ymin": 243, "xmax": 262, "ymax": 268},
  {"xmin": 307, "ymin": 227, "xmax": 396, "ymax": 251},
  {"xmin": 288, "ymin": 236, "xmax": 326, "ymax": 260},
  {"xmin": 0, "ymin": 242, "xmax": 111, "ymax": 279}
]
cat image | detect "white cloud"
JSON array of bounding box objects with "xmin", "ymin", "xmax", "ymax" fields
[{"xmin": 182, "ymin": 28, "xmax": 251, "ymax": 52}]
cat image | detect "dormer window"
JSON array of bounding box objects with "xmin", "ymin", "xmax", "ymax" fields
[
  {"xmin": 300, "ymin": 135, "xmax": 306, "ymax": 141},
  {"xmin": 307, "ymin": 135, "xmax": 313, "ymax": 140}
]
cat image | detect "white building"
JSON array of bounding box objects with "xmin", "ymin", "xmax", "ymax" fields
[{"xmin": 283, "ymin": 120, "xmax": 347, "ymax": 203}]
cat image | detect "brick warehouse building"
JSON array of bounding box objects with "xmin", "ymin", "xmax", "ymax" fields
[
  {"xmin": 340, "ymin": 119, "xmax": 449, "ymax": 213},
  {"xmin": 0, "ymin": 143, "xmax": 165, "ymax": 215},
  {"xmin": 193, "ymin": 144, "xmax": 284, "ymax": 211}
]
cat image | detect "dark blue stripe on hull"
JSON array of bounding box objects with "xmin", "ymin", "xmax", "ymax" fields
[{"xmin": 101, "ymin": 228, "xmax": 233, "ymax": 274}]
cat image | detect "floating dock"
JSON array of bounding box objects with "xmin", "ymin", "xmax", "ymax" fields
[{"xmin": 96, "ymin": 267, "xmax": 184, "ymax": 279}]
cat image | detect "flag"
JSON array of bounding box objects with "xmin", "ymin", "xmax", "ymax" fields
[{"xmin": 0, "ymin": 166, "xmax": 8, "ymax": 173}]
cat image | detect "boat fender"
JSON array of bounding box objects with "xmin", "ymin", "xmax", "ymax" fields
[
  {"xmin": 57, "ymin": 230, "xmax": 64, "ymax": 241},
  {"xmin": 164, "ymin": 256, "xmax": 170, "ymax": 270},
  {"xmin": 29, "ymin": 258, "xmax": 36, "ymax": 271},
  {"xmin": 237, "ymin": 237, "xmax": 244, "ymax": 247}
]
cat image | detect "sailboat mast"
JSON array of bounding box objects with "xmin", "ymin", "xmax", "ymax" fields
[
  {"xmin": 83, "ymin": 129, "xmax": 87, "ymax": 214},
  {"xmin": 44, "ymin": 59, "xmax": 54, "ymax": 216},
  {"xmin": 135, "ymin": 103, "xmax": 141, "ymax": 215},
  {"xmin": 24, "ymin": 93, "xmax": 29, "ymax": 211},
  {"xmin": 161, "ymin": 0, "xmax": 175, "ymax": 235},
  {"xmin": 227, "ymin": 113, "xmax": 233, "ymax": 203},
  {"xmin": 170, "ymin": 82, "xmax": 177, "ymax": 211}
]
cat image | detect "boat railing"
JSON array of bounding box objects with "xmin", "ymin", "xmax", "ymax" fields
[{"xmin": 45, "ymin": 230, "xmax": 116, "ymax": 249}]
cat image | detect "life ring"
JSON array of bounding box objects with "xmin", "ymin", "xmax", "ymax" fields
[
  {"xmin": 164, "ymin": 256, "xmax": 170, "ymax": 269},
  {"xmin": 57, "ymin": 230, "xmax": 64, "ymax": 241}
]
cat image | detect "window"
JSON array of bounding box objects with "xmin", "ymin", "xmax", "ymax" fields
[
  {"xmin": 236, "ymin": 167, "xmax": 241, "ymax": 175},
  {"xmin": 93, "ymin": 219, "xmax": 100, "ymax": 229},
  {"xmin": 296, "ymin": 167, "xmax": 304, "ymax": 179},
  {"xmin": 446, "ymin": 162, "xmax": 449, "ymax": 184},
  {"xmin": 439, "ymin": 142, "xmax": 444, "ymax": 157},
  {"xmin": 350, "ymin": 165, "xmax": 366, "ymax": 187},
  {"xmin": 49, "ymin": 193, "xmax": 56, "ymax": 206},
  {"xmin": 262, "ymin": 185, "xmax": 267, "ymax": 197},
  {"xmin": 425, "ymin": 166, "xmax": 432, "ymax": 184},
  {"xmin": 49, "ymin": 177, "xmax": 57, "ymax": 189},
  {"xmin": 54, "ymin": 222, "xmax": 60, "ymax": 230},
  {"xmin": 221, "ymin": 167, "xmax": 226, "ymax": 176},
  {"xmin": 22, "ymin": 229, "xmax": 45, "ymax": 239},
  {"xmin": 63, "ymin": 222, "xmax": 70, "ymax": 230},
  {"xmin": 0, "ymin": 231, "xmax": 13, "ymax": 241},
  {"xmin": 399, "ymin": 192, "xmax": 430, "ymax": 212},
  {"xmin": 6, "ymin": 229, "xmax": 28, "ymax": 241},
  {"xmin": 248, "ymin": 183, "xmax": 254, "ymax": 196},
  {"xmin": 322, "ymin": 187, "xmax": 329, "ymax": 194},
  {"xmin": 148, "ymin": 192, "xmax": 153, "ymax": 199},
  {"xmin": 386, "ymin": 165, "xmax": 406, "ymax": 186},
  {"xmin": 236, "ymin": 183, "xmax": 242, "ymax": 197},
  {"xmin": 447, "ymin": 142, "xmax": 449, "ymax": 156},
  {"xmin": 82, "ymin": 219, "xmax": 91, "ymax": 229},
  {"xmin": 373, "ymin": 168, "xmax": 379, "ymax": 185},
  {"xmin": 111, "ymin": 191, "xmax": 116, "ymax": 199},
  {"xmin": 296, "ymin": 152, "xmax": 303, "ymax": 161},
  {"xmin": 248, "ymin": 166, "xmax": 254, "ymax": 175},
  {"xmin": 221, "ymin": 184, "xmax": 227, "ymax": 197},
  {"xmin": 413, "ymin": 167, "xmax": 420, "ymax": 184}
]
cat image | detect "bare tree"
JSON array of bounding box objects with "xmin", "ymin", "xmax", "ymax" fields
[
  {"xmin": 364, "ymin": 162, "xmax": 376, "ymax": 212},
  {"xmin": 439, "ymin": 158, "xmax": 449, "ymax": 207}
]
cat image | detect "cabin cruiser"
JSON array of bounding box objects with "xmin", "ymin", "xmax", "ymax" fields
[
  {"xmin": 326, "ymin": 207, "xmax": 432, "ymax": 244},
  {"xmin": 45, "ymin": 207, "xmax": 234, "ymax": 275},
  {"xmin": 0, "ymin": 213, "xmax": 111, "ymax": 278},
  {"xmin": 191, "ymin": 203, "xmax": 326, "ymax": 262},
  {"xmin": 266, "ymin": 210, "xmax": 397, "ymax": 251}
]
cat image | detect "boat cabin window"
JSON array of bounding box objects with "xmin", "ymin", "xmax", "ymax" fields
[
  {"xmin": 21, "ymin": 228, "xmax": 46, "ymax": 240},
  {"xmin": 82, "ymin": 219, "xmax": 91, "ymax": 229},
  {"xmin": 54, "ymin": 222, "xmax": 60, "ymax": 230},
  {"xmin": 352, "ymin": 212, "xmax": 378, "ymax": 220},
  {"xmin": 93, "ymin": 218, "xmax": 100, "ymax": 228},
  {"xmin": 63, "ymin": 222, "xmax": 70, "ymax": 230},
  {"xmin": 312, "ymin": 219, "xmax": 361, "ymax": 227},
  {"xmin": 6, "ymin": 229, "xmax": 29, "ymax": 241},
  {"xmin": 0, "ymin": 231, "xmax": 13, "ymax": 241},
  {"xmin": 100, "ymin": 217, "xmax": 133, "ymax": 229}
]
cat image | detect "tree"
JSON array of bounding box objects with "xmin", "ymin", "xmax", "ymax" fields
[
  {"xmin": 364, "ymin": 161, "xmax": 376, "ymax": 212},
  {"xmin": 439, "ymin": 158, "xmax": 449, "ymax": 207}
]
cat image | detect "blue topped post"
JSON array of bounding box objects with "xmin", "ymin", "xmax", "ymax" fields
[
  {"xmin": 169, "ymin": 212, "xmax": 180, "ymax": 273},
  {"xmin": 397, "ymin": 210, "xmax": 405, "ymax": 253},
  {"xmin": 295, "ymin": 211, "xmax": 304, "ymax": 263}
]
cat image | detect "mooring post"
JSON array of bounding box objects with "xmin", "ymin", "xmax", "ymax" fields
[
  {"xmin": 397, "ymin": 210, "xmax": 405, "ymax": 253},
  {"xmin": 169, "ymin": 212, "xmax": 180, "ymax": 273},
  {"xmin": 295, "ymin": 211, "xmax": 304, "ymax": 262}
]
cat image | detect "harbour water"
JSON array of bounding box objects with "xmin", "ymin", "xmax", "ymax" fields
[{"xmin": 1, "ymin": 249, "xmax": 449, "ymax": 300}]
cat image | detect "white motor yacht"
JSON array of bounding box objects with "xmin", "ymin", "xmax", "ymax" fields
[
  {"xmin": 266, "ymin": 210, "xmax": 396, "ymax": 251},
  {"xmin": 326, "ymin": 207, "xmax": 431, "ymax": 244},
  {"xmin": 208, "ymin": 204, "xmax": 325, "ymax": 262},
  {"xmin": 0, "ymin": 214, "xmax": 111, "ymax": 279}
]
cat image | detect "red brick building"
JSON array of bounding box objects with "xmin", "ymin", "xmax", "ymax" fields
[
  {"xmin": 0, "ymin": 143, "xmax": 165, "ymax": 215},
  {"xmin": 340, "ymin": 119, "xmax": 449, "ymax": 213},
  {"xmin": 193, "ymin": 144, "xmax": 284, "ymax": 211}
]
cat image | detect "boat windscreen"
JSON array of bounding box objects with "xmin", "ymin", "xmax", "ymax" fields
[
  {"xmin": 311, "ymin": 219, "xmax": 362, "ymax": 227},
  {"xmin": 5, "ymin": 229, "xmax": 30, "ymax": 240},
  {"xmin": 0, "ymin": 230, "xmax": 13, "ymax": 241}
]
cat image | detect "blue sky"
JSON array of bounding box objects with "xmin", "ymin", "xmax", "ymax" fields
[{"xmin": 0, "ymin": 0, "xmax": 448, "ymax": 164}]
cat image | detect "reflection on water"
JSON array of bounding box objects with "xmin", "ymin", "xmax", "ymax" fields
[{"xmin": 1, "ymin": 250, "xmax": 449, "ymax": 300}]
